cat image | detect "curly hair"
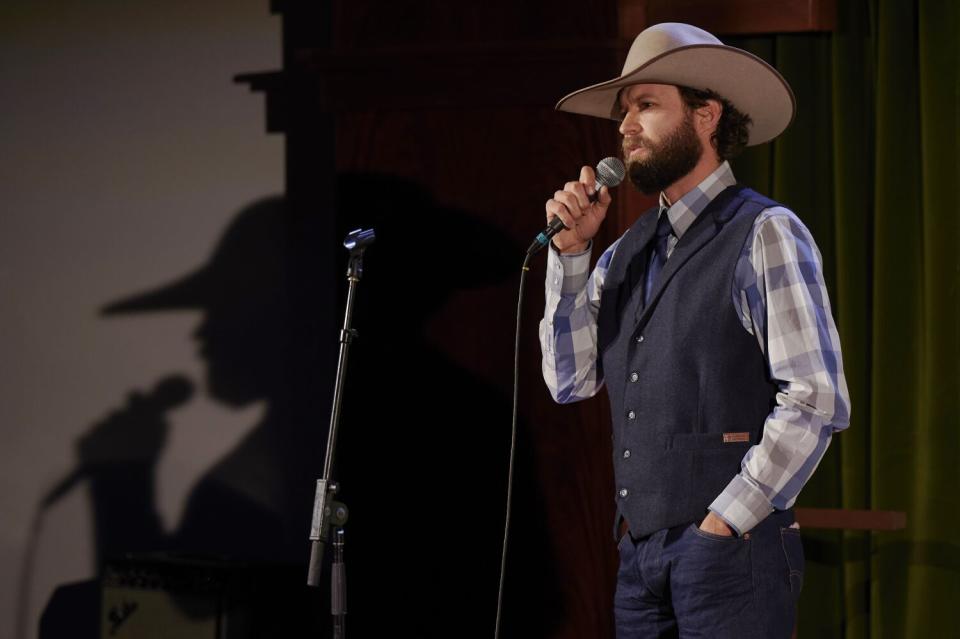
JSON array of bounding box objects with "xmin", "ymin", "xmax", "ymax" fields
[{"xmin": 677, "ymin": 86, "xmax": 752, "ymax": 161}]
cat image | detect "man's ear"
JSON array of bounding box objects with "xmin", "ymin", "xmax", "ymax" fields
[{"xmin": 696, "ymin": 99, "xmax": 722, "ymax": 137}]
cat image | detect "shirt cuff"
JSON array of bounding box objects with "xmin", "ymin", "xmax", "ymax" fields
[
  {"xmin": 546, "ymin": 241, "xmax": 592, "ymax": 295},
  {"xmin": 708, "ymin": 473, "xmax": 774, "ymax": 536}
]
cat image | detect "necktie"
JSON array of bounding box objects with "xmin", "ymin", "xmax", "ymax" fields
[{"xmin": 644, "ymin": 209, "xmax": 674, "ymax": 306}]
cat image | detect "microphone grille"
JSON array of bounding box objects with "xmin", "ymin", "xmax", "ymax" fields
[{"xmin": 596, "ymin": 157, "xmax": 626, "ymax": 188}]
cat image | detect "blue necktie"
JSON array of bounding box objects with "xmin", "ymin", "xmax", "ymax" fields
[{"xmin": 644, "ymin": 210, "xmax": 674, "ymax": 306}]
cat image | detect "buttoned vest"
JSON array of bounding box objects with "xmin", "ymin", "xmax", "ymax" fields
[{"xmin": 597, "ymin": 185, "xmax": 780, "ymax": 539}]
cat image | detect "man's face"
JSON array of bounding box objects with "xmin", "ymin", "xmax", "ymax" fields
[{"xmin": 618, "ymin": 83, "xmax": 703, "ymax": 195}]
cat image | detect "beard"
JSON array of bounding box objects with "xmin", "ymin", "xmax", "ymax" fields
[{"xmin": 624, "ymin": 114, "xmax": 703, "ymax": 195}]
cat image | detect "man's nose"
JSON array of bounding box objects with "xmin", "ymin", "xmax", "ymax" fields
[{"xmin": 619, "ymin": 110, "xmax": 639, "ymax": 136}]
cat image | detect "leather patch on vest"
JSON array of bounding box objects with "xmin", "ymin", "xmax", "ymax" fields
[{"xmin": 722, "ymin": 432, "xmax": 750, "ymax": 443}]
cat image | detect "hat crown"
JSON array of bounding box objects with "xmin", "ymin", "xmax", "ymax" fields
[{"xmin": 622, "ymin": 23, "xmax": 722, "ymax": 75}]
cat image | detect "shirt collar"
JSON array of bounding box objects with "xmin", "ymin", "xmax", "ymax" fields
[{"xmin": 657, "ymin": 161, "xmax": 737, "ymax": 240}]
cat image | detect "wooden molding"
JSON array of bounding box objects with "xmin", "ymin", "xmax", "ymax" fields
[
  {"xmin": 794, "ymin": 507, "xmax": 907, "ymax": 531},
  {"xmin": 620, "ymin": 0, "xmax": 836, "ymax": 39},
  {"xmin": 303, "ymin": 42, "xmax": 613, "ymax": 110},
  {"xmin": 236, "ymin": 41, "xmax": 625, "ymax": 129}
]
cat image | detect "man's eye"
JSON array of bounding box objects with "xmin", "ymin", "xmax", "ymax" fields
[{"xmin": 618, "ymin": 102, "xmax": 653, "ymax": 118}]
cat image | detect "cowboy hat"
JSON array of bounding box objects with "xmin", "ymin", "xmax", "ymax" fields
[{"xmin": 556, "ymin": 23, "xmax": 795, "ymax": 145}]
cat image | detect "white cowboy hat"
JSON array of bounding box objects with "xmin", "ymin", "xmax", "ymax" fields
[{"xmin": 556, "ymin": 23, "xmax": 795, "ymax": 145}]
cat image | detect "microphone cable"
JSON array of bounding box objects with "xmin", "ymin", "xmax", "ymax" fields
[
  {"xmin": 494, "ymin": 250, "xmax": 532, "ymax": 639},
  {"xmin": 494, "ymin": 157, "xmax": 622, "ymax": 637}
]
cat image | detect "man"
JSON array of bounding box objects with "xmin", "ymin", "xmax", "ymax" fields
[{"xmin": 539, "ymin": 23, "xmax": 849, "ymax": 638}]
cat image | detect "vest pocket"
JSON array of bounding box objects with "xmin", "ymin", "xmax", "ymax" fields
[{"xmin": 668, "ymin": 432, "xmax": 754, "ymax": 450}]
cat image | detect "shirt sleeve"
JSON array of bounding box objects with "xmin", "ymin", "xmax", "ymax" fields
[
  {"xmin": 709, "ymin": 207, "xmax": 851, "ymax": 535},
  {"xmin": 539, "ymin": 238, "xmax": 621, "ymax": 403}
]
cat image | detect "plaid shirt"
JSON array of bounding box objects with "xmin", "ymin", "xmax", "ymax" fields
[{"xmin": 539, "ymin": 161, "xmax": 850, "ymax": 535}]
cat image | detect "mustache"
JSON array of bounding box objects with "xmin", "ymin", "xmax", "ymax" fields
[{"xmin": 622, "ymin": 136, "xmax": 648, "ymax": 154}]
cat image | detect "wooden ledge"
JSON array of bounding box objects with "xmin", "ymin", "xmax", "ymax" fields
[{"xmin": 794, "ymin": 507, "xmax": 907, "ymax": 531}]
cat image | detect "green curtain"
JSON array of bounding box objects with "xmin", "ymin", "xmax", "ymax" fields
[{"xmin": 729, "ymin": 1, "xmax": 960, "ymax": 636}]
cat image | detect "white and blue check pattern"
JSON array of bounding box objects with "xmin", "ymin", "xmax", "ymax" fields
[{"xmin": 539, "ymin": 162, "xmax": 850, "ymax": 535}]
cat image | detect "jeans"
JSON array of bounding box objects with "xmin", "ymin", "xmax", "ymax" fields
[{"xmin": 614, "ymin": 509, "xmax": 803, "ymax": 639}]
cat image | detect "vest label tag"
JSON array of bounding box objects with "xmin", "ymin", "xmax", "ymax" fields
[{"xmin": 722, "ymin": 432, "xmax": 750, "ymax": 443}]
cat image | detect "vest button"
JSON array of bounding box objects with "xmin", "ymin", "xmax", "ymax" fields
[
  {"xmin": 619, "ymin": 488, "xmax": 629, "ymax": 498},
  {"xmin": 629, "ymin": 372, "xmax": 639, "ymax": 382},
  {"xmin": 627, "ymin": 410, "xmax": 636, "ymax": 419},
  {"xmin": 623, "ymin": 449, "xmax": 631, "ymax": 458},
  {"xmin": 636, "ymin": 335, "xmax": 644, "ymax": 343}
]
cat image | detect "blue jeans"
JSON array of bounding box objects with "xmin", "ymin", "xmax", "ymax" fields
[{"xmin": 614, "ymin": 509, "xmax": 803, "ymax": 639}]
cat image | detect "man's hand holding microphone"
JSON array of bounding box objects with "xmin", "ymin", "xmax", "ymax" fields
[
  {"xmin": 546, "ymin": 165, "xmax": 614, "ymax": 254},
  {"xmin": 527, "ymin": 157, "xmax": 624, "ymax": 256}
]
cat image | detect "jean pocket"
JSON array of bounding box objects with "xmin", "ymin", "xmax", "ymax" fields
[
  {"xmin": 689, "ymin": 522, "xmax": 745, "ymax": 543},
  {"xmin": 780, "ymin": 527, "xmax": 804, "ymax": 594},
  {"xmin": 683, "ymin": 523, "xmax": 751, "ymax": 583}
]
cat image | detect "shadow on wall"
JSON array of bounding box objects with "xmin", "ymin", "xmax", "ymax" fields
[{"xmin": 34, "ymin": 176, "xmax": 561, "ymax": 638}]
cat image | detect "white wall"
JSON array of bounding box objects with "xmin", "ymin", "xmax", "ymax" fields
[{"xmin": 0, "ymin": 2, "xmax": 282, "ymax": 637}]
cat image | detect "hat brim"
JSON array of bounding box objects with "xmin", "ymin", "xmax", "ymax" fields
[
  {"xmin": 556, "ymin": 44, "xmax": 795, "ymax": 146},
  {"xmin": 102, "ymin": 269, "xmax": 209, "ymax": 315}
]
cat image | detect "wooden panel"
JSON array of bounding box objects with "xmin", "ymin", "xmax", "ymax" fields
[
  {"xmin": 621, "ymin": 0, "xmax": 836, "ymax": 39},
  {"xmin": 796, "ymin": 508, "xmax": 908, "ymax": 531}
]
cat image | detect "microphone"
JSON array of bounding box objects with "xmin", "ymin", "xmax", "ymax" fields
[{"xmin": 527, "ymin": 157, "xmax": 625, "ymax": 255}]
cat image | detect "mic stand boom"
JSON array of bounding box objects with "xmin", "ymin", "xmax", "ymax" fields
[{"xmin": 307, "ymin": 229, "xmax": 375, "ymax": 638}]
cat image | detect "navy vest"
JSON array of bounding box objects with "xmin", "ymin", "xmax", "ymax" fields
[{"xmin": 598, "ymin": 185, "xmax": 780, "ymax": 539}]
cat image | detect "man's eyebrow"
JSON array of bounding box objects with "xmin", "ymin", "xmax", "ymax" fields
[{"xmin": 618, "ymin": 91, "xmax": 659, "ymax": 108}]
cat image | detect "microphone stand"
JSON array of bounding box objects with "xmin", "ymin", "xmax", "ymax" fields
[{"xmin": 307, "ymin": 228, "xmax": 375, "ymax": 639}]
